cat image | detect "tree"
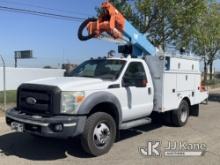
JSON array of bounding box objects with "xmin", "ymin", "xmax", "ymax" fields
[
  {"xmin": 192, "ymin": 2, "xmax": 220, "ymax": 81},
  {"xmin": 104, "ymin": 0, "xmax": 207, "ymax": 50},
  {"xmin": 206, "ymin": 3, "xmax": 220, "ymax": 80},
  {"xmin": 96, "ymin": 1, "xmax": 220, "ymax": 81}
]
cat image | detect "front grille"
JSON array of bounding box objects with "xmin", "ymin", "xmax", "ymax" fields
[
  {"xmin": 19, "ymin": 90, "xmax": 50, "ymax": 113},
  {"xmin": 17, "ymin": 84, "xmax": 61, "ymax": 115}
]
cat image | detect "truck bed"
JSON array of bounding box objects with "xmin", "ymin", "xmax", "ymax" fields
[{"xmin": 145, "ymin": 55, "xmax": 208, "ymax": 112}]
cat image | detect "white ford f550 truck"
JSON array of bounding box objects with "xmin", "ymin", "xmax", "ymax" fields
[
  {"xmin": 6, "ymin": 2, "xmax": 208, "ymax": 156},
  {"xmin": 6, "ymin": 55, "xmax": 208, "ymax": 156}
]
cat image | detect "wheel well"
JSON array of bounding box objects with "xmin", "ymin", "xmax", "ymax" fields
[{"xmin": 88, "ymin": 102, "xmax": 120, "ymax": 127}]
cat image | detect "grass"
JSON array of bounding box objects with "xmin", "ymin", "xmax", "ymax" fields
[{"xmin": 0, "ymin": 90, "xmax": 17, "ymax": 104}]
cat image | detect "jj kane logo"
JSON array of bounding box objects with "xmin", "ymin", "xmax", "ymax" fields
[
  {"xmin": 139, "ymin": 141, "xmax": 161, "ymax": 157},
  {"xmin": 139, "ymin": 140, "xmax": 207, "ymax": 157}
]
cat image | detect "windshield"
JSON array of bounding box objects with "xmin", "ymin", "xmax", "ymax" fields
[{"xmin": 70, "ymin": 59, "xmax": 126, "ymax": 80}]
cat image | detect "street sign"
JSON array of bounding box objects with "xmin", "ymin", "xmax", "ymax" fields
[
  {"xmin": 15, "ymin": 50, "xmax": 33, "ymax": 59},
  {"xmin": 14, "ymin": 50, "xmax": 33, "ymax": 67}
]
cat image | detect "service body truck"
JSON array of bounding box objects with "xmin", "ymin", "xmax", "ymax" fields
[{"xmin": 6, "ymin": 2, "xmax": 208, "ymax": 156}]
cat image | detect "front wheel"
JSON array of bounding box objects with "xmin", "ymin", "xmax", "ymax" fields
[
  {"xmin": 81, "ymin": 112, "xmax": 116, "ymax": 156},
  {"xmin": 172, "ymin": 100, "xmax": 189, "ymax": 127}
]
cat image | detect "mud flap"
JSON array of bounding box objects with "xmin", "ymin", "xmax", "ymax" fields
[
  {"xmin": 201, "ymin": 98, "xmax": 208, "ymax": 105},
  {"xmin": 190, "ymin": 104, "xmax": 199, "ymax": 117}
]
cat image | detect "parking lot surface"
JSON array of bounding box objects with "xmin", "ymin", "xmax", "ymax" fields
[{"xmin": 0, "ymin": 97, "xmax": 220, "ymax": 165}]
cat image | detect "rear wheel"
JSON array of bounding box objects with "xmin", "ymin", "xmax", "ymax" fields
[
  {"xmin": 81, "ymin": 112, "xmax": 116, "ymax": 156},
  {"xmin": 172, "ymin": 100, "xmax": 189, "ymax": 127}
]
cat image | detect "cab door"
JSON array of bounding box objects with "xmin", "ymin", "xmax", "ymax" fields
[{"xmin": 121, "ymin": 62, "xmax": 153, "ymax": 121}]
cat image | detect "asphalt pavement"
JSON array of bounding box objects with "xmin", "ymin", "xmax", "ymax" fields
[{"xmin": 0, "ymin": 94, "xmax": 219, "ymax": 165}]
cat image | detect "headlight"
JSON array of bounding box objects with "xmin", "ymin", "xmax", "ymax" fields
[{"xmin": 61, "ymin": 91, "xmax": 85, "ymax": 114}]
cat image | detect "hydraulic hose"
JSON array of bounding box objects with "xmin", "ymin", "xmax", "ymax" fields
[{"xmin": 78, "ymin": 18, "xmax": 97, "ymax": 41}]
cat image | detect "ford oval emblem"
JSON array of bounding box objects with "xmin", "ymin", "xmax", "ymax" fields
[{"xmin": 26, "ymin": 97, "xmax": 37, "ymax": 105}]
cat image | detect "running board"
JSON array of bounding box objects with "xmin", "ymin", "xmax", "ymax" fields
[{"xmin": 120, "ymin": 117, "xmax": 152, "ymax": 130}]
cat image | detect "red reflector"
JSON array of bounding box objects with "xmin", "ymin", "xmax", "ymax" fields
[{"xmin": 199, "ymin": 83, "xmax": 206, "ymax": 92}]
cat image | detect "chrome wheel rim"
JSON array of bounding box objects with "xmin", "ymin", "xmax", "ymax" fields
[
  {"xmin": 93, "ymin": 122, "xmax": 110, "ymax": 148},
  {"xmin": 180, "ymin": 107, "xmax": 188, "ymax": 123}
]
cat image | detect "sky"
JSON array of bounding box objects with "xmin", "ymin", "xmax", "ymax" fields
[
  {"xmin": 0, "ymin": 0, "xmax": 117, "ymax": 68},
  {"xmin": 0, "ymin": 0, "xmax": 219, "ymax": 70}
]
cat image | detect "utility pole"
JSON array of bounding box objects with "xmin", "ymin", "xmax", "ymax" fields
[{"xmin": 0, "ymin": 54, "xmax": 6, "ymax": 111}]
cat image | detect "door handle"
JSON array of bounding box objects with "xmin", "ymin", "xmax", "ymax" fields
[{"xmin": 148, "ymin": 87, "xmax": 152, "ymax": 95}]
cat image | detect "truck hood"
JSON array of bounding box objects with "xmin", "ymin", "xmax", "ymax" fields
[{"xmin": 27, "ymin": 77, "xmax": 113, "ymax": 91}]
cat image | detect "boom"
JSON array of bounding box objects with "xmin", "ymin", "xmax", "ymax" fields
[{"xmin": 78, "ymin": 1, "xmax": 156, "ymax": 57}]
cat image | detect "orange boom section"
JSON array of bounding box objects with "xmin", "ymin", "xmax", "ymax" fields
[{"xmin": 86, "ymin": 2, "xmax": 125, "ymax": 39}]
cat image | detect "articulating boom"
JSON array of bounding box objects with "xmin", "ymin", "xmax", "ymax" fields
[{"xmin": 78, "ymin": 1, "xmax": 156, "ymax": 57}]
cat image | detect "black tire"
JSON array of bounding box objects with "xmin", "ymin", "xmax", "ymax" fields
[
  {"xmin": 162, "ymin": 111, "xmax": 173, "ymax": 125},
  {"xmin": 172, "ymin": 100, "xmax": 189, "ymax": 127},
  {"xmin": 81, "ymin": 112, "xmax": 116, "ymax": 156},
  {"xmin": 78, "ymin": 18, "xmax": 97, "ymax": 41}
]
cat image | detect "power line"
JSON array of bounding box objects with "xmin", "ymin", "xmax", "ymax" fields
[
  {"xmin": 0, "ymin": 0, "xmax": 91, "ymax": 17},
  {"xmin": 0, "ymin": 5, "xmax": 88, "ymax": 22}
]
